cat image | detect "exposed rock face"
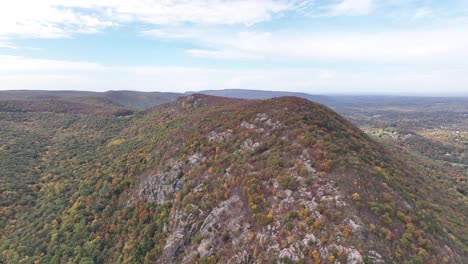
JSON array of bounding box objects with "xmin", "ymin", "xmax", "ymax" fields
[
  {"xmin": 278, "ymin": 246, "xmax": 303, "ymax": 261},
  {"xmin": 137, "ymin": 160, "xmax": 184, "ymax": 205},
  {"xmin": 196, "ymin": 195, "xmax": 244, "ymax": 257},
  {"xmin": 179, "ymin": 95, "xmax": 207, "ymax": 109},
  {"xmin": 188, "ymin": 153, "xmax": 204, "ymax": 165},
  {"xmin": 255, "ymin": 113, "xmax": 283, "ymax": 130},
  {"xmin": 240, "ymin": 121, "xmax": 258, "ymax": 131},
  {"xmin": 346, "ymin": 248, "xmax": 363, "ymax": 264},
  {"xmin": 207, "ymin": 130, "xmax": 233, "ymax": 143},
  {"xmin": 148, "ymin": 152, "xmax": 387, "ymax": 263},
  {"xmin": 160, "ymin": 194, "xmax": 248, "ymax": 263},
  {"xmin": 199, "ymin": 195, "xmax": 242, "ymax": 234},
  {"xmin": 367, "ymin": 250, "xmax": 384, "ymax": 263},
  {"xmin": 241, "ymin": 138, "xmax": 260, "ymax": 151},
  {"xmin": 240, "ymin": 113, "xmax": 283, "ymax": 135}
]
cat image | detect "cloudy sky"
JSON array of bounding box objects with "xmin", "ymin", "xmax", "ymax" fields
[{"xmin": 0, "ymin": 0, "xmax": 467, "ymax": 95}]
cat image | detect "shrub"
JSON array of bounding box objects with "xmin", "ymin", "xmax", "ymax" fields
[
  {"xmin": 276, "ymin": 175, "xmax": 299, "ymax": 190},
  {"xmin": 284, "ymin": 221, "xmax": 294, "ymax": 230},
  {"xmin": 288, "ymin": 211, "xmax": 299, "ymax": 219},
  {"xmin": 381, "ymin": 213, "xmax": 394, "ymax": 226}
]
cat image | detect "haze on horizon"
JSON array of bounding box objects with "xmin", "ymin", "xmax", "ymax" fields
[{"xmin": 0, "ymin": 0, "xmax": 467, "ymax": 96}]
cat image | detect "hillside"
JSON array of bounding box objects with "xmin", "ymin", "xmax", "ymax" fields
[
  {"xmin": 0, "ymin": 95, "xmax": 466, "ymax": 263},
  {"xmin": 0, "ymin": 99, "xmax": 132, "ymax": 116},
  {"xmin": 331, "ymin": 95, "xmax": 467, "ymax": 201},
  {"xmin": 0, "ymin": 90, "xmax": 180, "ymax": 110}
]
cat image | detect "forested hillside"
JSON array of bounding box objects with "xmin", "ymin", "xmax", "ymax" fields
[
  {"xmin": 0, "ymin": 95, "xmax": 466, "ymax": 263},
  {"xmin": 0, "ymin": 90, "xmax": 180, "ymax": 110}
]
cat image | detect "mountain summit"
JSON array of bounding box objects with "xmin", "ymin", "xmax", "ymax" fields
[{"xmin": 0, "ymin": 95, "xmax": 465, "ymax": 263}]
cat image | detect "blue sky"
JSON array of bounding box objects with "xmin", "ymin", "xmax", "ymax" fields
[{"xmin": 0, "ymin": 0, "xmax": 467, "ymax": 95}]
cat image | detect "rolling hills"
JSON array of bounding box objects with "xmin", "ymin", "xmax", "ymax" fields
[{"xmin": 0, "ymin": 90, "xmax": 180, "ymax": 110}]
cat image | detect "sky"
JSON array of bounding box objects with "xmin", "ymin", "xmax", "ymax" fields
[{"xmin": 0, "ymin": 0, "xmax": 467, "ymax": 95}]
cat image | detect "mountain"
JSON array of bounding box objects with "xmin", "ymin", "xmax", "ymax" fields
[
  {"xmin": 0, "ymin": 98, "xmax": 132, "ymax": 116},
  {"xmin": 0, "ymin": 94, "xmax": 466, "ymax": 263},
  {"xmin": 0, "ymin": 90, "xmax": 180, "ymax": 110},
  {"xmin": 192, "ymin": 89, "xmax": 333, "ymax": 104},
  {"xmin": 102, "ymin": 90, "xmax": 180, "ymax": 110},
  {"xmin": 0, "ymin": 90, "xmax": 98, "ymax": 100}
]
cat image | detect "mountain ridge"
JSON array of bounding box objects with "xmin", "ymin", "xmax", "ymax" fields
[
  {"xmin": 0, "ymin": 94, "xmax": 465, "ymax": 263},
  {"xmin": 0, "ymin": 90, "xmax": 180, "ymax": 110}
]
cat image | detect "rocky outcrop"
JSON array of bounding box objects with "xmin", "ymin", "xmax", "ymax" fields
[
  {"xmin": 207, "ymin": 130, "xmax": 233, "ymax": 143},
  {"xmin": 137, "ymin": 160, "xmax": 184, "ymax": 205},
  {"xmin": 240, "ymin": 113, "xmax": 283, "ymax": 135}
]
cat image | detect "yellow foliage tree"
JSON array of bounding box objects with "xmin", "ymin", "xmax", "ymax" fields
[
  {"xmin": 351, "ymin": 192, "xmax": 361, "ymax": 201},
  {"xmin": 311, "ymin": 250, "xmax": 320, "ymax": 264}
]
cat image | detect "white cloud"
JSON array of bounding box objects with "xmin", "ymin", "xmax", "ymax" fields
[
  {"xmin": 0, "ymin": 1, "xmax": 115, "ymax": 38},
  {"xmin": 0, "ymin": 74, "xmax": 90, "ymax": 90},
  {"xmin": 186, "ymin": 49, "xmax": 262, "ymax": 60},
  {"xmin": 0, "ymin": 1, "xmax": 466, "ymax": 96},
  {"xmin": 0, "ymin": 38, "xmax": 14, "ymax": 49},
  {"xmin": 99, "ymin": 0, "xmax": 295, "ymax": 26},
  {"xmin": 0, "ymin": 55, "xmax": 106, "ymax": 71},
  {"xmin": 0, "ymin": 0, "xmax": 309, "ymax": 40},
  {"xmin": 411, "ymin": 8, "xmax": 432, "ymax": 20},
  {"xmin": 145, "ymin": 27, "xmax": 468, "ymax": 63},
  {"xmin": 329, "ymin": 0, "xmax": 374, "ymax": 16}
]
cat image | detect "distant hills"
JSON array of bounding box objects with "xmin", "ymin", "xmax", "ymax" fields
[
  {"xmin": 0, "ymin": 89, "xmax": 332, "ymax": 113},
  {"xmin": 2, "ymin": 89, "xmax": 466, "ymax": 112},
  {"xmin": 0, "ymin": 89, "xmax": 334, "ymax": 110},
  {"xmin": 0, "ymin": 98, "xmax": 133, "ymax": 116},
  {"xmin": 0, "ymin": 90, "xmax": 179, "ymax": 110}
]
